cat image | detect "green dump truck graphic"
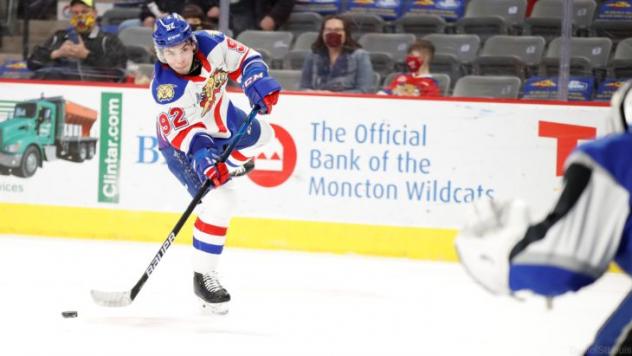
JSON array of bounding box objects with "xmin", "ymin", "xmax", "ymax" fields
[{"xmin": 0, "ymin": 96, "xmax": 98, "ymax": 178}]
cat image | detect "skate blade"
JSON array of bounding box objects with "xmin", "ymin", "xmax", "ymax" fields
[{"xmin": 199, "ymin": 301, "xmax": 229, "ymax": 315}]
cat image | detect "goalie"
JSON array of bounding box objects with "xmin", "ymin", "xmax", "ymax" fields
[{"xmin": 455, "ymin": 81, "xmax": 632, "ymax": 355}]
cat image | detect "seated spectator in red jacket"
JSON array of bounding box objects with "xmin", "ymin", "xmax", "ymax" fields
[{"xmin": 381, "ymin": 39, "xmax": 441, "ymax": 97}]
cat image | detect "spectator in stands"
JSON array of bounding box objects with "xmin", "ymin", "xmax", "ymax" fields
[
  {"xmin": 27, "ymin": 0, "xmax": 127, "ymax": 82},
  {"xmin": 194, "ymin": 0, "xmax": 295, "ymax": 36},
  {"xmin": 380, "ymin": 39, "xmax": 441, "ymax": 97},
  {"xmin": 182, "ymin": 3, "xmax": 215, "ymax": 31},
  {"xmin": 299, "ymin": 15, "xmax": 375, "ymax": 93}
]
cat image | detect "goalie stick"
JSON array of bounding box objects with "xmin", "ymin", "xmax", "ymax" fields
[{"xmin": 91, "ymin": 107, "xmax": 259, "ymax": 307}]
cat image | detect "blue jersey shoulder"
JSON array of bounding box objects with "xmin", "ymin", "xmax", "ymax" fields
[
  {"xmin": 577, "ymin": 133, "xmax": 632, "ymax": 193},
  {"xmin": 194, "ymin": 30, "xmax": 224, "ymax": 57},
  {"xmin": 151, "ymin": 62, "xmax": 188, "ymax": 104}
]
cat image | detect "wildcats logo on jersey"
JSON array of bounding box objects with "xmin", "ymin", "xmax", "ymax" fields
[
  {"xmin": 156, "ymin": 84, "xmax": 177, "ymax": 102},
  {"xmin": 199, "ymin": 69, "xmax": 228, "ymax": 117}
]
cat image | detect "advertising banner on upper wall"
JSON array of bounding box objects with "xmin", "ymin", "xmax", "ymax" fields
[{"xmin": 0, "ymin": 81, "xmax": 610, "ymax": 230}]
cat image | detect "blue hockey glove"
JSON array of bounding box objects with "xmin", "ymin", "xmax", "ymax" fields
[
  {"xmin": 242, "ymin": 64, "xmax": 281, "ymax": 114},
  {"xmin": 191, "ymin": 147, "xmax": 230, "ymax": 188}
]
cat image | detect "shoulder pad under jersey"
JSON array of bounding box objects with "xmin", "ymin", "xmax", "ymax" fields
[
  {"xmin": 151, "ymin": 62, "xmax": 187, "ymax": 104},
  {"xmin": 194, "ymin": 30, "xmax": 225, "ymax": 57}
]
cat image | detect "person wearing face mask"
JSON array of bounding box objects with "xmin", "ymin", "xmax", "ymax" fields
[
  {"xmin": 299, "ymin": 15, "xmax": 375, "ymax": 93},
  {"xmin": 27, "ymin": 0, "xmax": 127, "ymax": 82},
  {"xmin": 379, "ymin": 40, "xmax": 441, "ymax": 97}
]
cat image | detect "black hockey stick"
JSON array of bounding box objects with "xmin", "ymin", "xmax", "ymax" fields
[{"xmin": 91, "ymin": 106, "xmax": 259, "ymax": 307}]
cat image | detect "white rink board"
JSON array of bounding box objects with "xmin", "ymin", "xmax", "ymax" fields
[{"xmin": 0, "ymin": 81, "xmax": 610, "ymax": 229}]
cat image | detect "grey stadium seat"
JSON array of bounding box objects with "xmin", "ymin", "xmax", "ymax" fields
[
  {"xmin": 101, "ymin": 7, "xmax": 141, "ymax": 26},
  {"xmin": 452, "ymin": 75, "xmax": 522, "ymax": 99},
  {"xmin": 523, "ymin": 0, "xmax": 597, "ymax": 41},
  {"xmin": 591, "ymin": 20, "xmax": 632, "ymax": 45},
  {"xmin": 236, "ymin": 30, "xmax": 293, "ymax": 69},
  {"xmin": 341, "ymin": 13, "xmax": 385, "ymax": 39},
  {"xmin": 424, "ymin": 34, "xmax": 481, "ymax": 84},
  {"xmin": 269, "ymin": 69, "xmax": 302, "ymax": 91},
  {"xmin": 473, "ymin": 35, "xmax": 546, "ymax": 79},
  {"xmin": 394, "ymin": 14, "xmax": 448, "ymax": 38},
  {"xmin": 283, "ymin": 50, "xmax": 309, "ymax": 70},
  {"xmin": 456, "ymin": 0, "xmax": 527, "ymax": 42},
  {"xmin": 358, "ymin": 33, "xmax": 416, "ymax": 63},
  {"xmin": 358, "ymin": 33, "xmax": 416, "ymax": 75},
  {"xmin": 541, "ymin": 37, "xmax": 613, "ymax": 77},
  {"xmin": 610, "ymin": 38, "xmax": 632, "ymax": 79},
  {"xmin": 118, "ymin": 26, "xmax": 154, "ymax": 50},
  {"xmin": 281, "ymin": 12, "xmax": 323, "ymax": 36},
  {"xmin": 292, "ymin": 31, "xmax": 319, "ymax": 51}
]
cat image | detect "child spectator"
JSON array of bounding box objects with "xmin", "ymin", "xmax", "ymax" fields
[{"xmin": 380, "ymin": 39, "xmax": 441, "ymax": 97}]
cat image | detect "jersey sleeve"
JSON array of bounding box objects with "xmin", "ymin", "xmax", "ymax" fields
[
  {"xmin": 508, "ymin": 151, "xmax": 629, "ymax": 296},
  {"xmin": 204, "ymin": 31, "xmax": 267, "ymax": 83}
]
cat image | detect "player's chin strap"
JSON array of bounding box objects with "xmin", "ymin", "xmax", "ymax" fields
[{"xmin": 90, "ymin": 106, "xmax": 260, "ymax": 307}]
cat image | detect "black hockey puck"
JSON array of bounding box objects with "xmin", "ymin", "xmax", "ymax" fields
[{"xmin": 61, "ymin": 311, "xmax": 78, "ymax": 318}]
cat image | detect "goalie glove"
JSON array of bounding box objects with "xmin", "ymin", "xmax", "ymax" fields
[{"xmin": 454, "ymin": 199, "xmax": 531, "ymax": 295}]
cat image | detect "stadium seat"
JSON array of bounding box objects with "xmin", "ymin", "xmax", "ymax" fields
[
  {"xmin": 283, "ymin": 50, "xmax": 309, "ymax": 70},
  {"xmin": 269, "ymin": 69, "xmax": 302, "ymax": 91},
  {"xmin": 424, "ymin": 34, "xmax": 481, "ymax": 64},
  {"xmin": 358, "ymin": 32, "xmax": 416, "ymax": 63},
  {"xmin": 125, "ymin": 45, "xmax": 154, "ymax": 64},
  {"xmin": 236, "ymin": 30, "xmax": 294, "ymax": 69},
  {"xmin": 591, "ymin": 0, "xmax": 632, "ymax": 44},
  {"xmin": 101, "ymin": 7, "xmax": 141, "ymax": 27},
  {"xmin": 341, "ymin": 13, "xmax": 385, "ymax": 38},
  {"xmin": 371, "ymin": 72, "xmax": 382, "ymax": 93},
  {"xmin": 610, "ymin": 38, "xmax": 632, "ymax": 79},
  {"xmin": 453, "ymin": 75, "xmax": 522, "ymax": 99},
  {"xmin": 291, "ymin": 31, "xmax": 319, "ymax": 51},
  {"xmin": 455, "ymin": 0, "xmax": 528, "ymax": 42},
  {"xmin": 473, "ymin": 35, "xmax": 546, "ymax": 80},
  {"xmin": 118, "ymin": 26, "xmax": 154, "ymax": 50},
  {"xmin": 424, "ymin": 34, "xmax": 481, "ymax": 84},
  {"xmin": 394, "ymin": 14, "xmax": 448, "ymax": 37},
  {"xmin": 541, "ymin": 37, "xmax": 612, "ymax": 78},
  {"xmin": 281, "ymin": 12, "xmax": 323, "ymax": 36},
  {"xmin": 523, "ymin": 0, "xmax": 597, "ymax": 41}
]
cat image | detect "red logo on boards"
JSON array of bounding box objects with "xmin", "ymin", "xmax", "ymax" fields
[
  {"xmin": 248, "ymin": 124, "xmax": 296, "ymax": 187},
  {"xmin": 538, "ymin": 121, "xmax": 596, "ymax": 176}
]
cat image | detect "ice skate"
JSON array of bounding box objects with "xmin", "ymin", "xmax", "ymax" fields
[{"xmin": 194, "ymin": 271, "xmax": 230, "ymax": 315}]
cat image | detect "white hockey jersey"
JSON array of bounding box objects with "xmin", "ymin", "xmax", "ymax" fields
[{"xmin": 151, "ymin": 30, "xmax": 263, "ymax": 154}]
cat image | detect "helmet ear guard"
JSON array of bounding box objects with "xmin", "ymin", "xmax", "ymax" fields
[
  {"xmin": 153, "ymin": 13, "xmax": 197, "ymax": 63},
  {"xmin": 608, "ymin": 80, "xmax": 632, "ymax": 134}
]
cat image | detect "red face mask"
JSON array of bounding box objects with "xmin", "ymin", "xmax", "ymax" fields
[
  {"xmin": 405, "ymin": 55, "xmax": 423, "ymax": 73},
  {"xmin": 324, "ymin": 32, "xmax": 343, "ymax": 48}
]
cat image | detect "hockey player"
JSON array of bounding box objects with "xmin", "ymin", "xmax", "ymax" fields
[
  {"xmin": 151, "ymin": 13, "xmax": 281, "ymax": 313},
  {"xmin": 455, "ymin": 81, "xmax": 632, "ymax": 354}
]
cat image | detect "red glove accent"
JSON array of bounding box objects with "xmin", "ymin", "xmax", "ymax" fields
[
  {"xmin": 204, "ymin": 161, "xmax": 230, "ymax": 188},
  {"xmin": 261, "ymin": 90, "xmax": 280, "ymax": 114}
]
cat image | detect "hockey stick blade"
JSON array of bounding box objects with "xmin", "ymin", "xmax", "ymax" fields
[{"xmin": 90, "ymin": 289, "xmax": 133, "ymax": 307}]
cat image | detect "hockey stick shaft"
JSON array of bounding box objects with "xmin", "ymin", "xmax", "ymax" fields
[{"xmin": 93, "ymin": 107, "xmax": 259, "ymax": 306}]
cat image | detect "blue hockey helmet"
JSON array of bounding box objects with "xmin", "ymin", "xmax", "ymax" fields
[{"xmin": 153, "ymin": 13, "xmax": 194, "ymax": 49}]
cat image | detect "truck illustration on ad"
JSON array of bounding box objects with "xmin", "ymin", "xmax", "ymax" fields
[{"xmin": 0, "ymin": 96, "xmax": 98, "ymax": 177}]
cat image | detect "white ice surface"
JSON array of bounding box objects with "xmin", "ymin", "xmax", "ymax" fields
[{"xmin": 0, "ymin": 234, "xmax": 630, "ymax": 356}]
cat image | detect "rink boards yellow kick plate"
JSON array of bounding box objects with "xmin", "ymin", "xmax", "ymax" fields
[
  {"xmin": 0, "ymin": 202, "xmax": 457, "ymax": 261},
  {"xmin": 0, "ymin": 202, "xmax": 622, "ymax": 272}
]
